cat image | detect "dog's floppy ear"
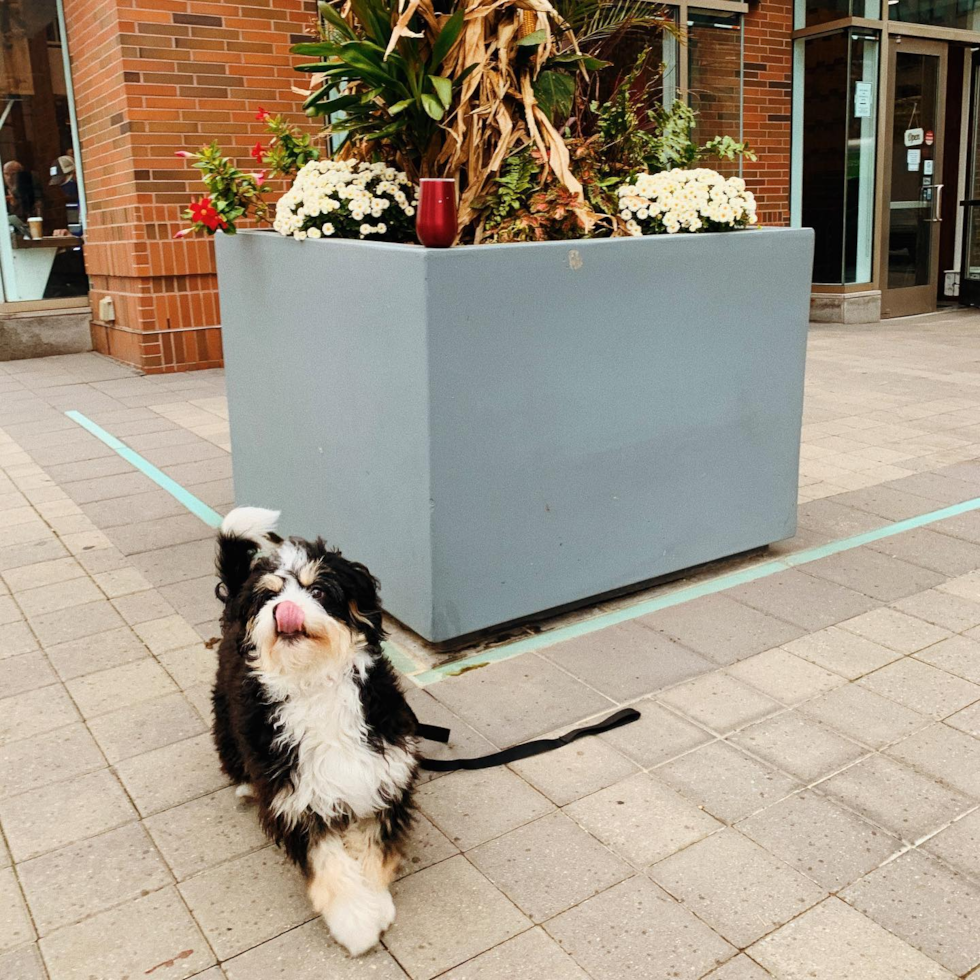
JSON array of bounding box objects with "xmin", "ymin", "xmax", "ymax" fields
[
  {"xmin": 330, "ymin": 549, "xmax": 384, "ymax": 641},
  {"xmin": 216, "ymin": 507, "xmax": 282, "ymax": 603}
]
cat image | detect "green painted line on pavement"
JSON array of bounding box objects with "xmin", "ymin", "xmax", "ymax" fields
[
  {"xmin": 412, "ymin": 492, "xmax": 980, "ymax": 685},
  {"xmin": 66, "ymin": 410, "xmax": 225, "ymax": 528},
  {"xmin": 67, "ymin": 408, "xmax": 980, "ymax": 688},
  {"xmin": 65, "ymin": 410, "xmax": 428, "ymax": 677}
]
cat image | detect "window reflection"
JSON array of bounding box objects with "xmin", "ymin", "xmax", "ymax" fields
[
  {"xmin": 0, "ymin": 0, "xmax": 86, "ymax": 301},
  {"xmin": 799, "ymin": 31, "xmax": 879, "ymax": 284},
  {"xmin": 688, "ymin": 10, "xmax": 743, "ymax": 177},
  {"xmin": 796, "ymin": 0, "xmax": 882, "ymax": 29},
  {"xmin": 592, "ymin": 11, "xmax": 674, "ymax": 110},
  {"xmin": 890, "ymin": 0, "xmax": 980, "ymax": 31}
]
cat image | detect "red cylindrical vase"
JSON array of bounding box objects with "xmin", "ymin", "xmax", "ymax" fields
[{"xmin": 416, "ymin": 178, "xmax": 457, "ymax": 248}]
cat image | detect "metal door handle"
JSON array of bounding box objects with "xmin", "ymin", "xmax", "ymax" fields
[{"xmin": 928, "ymin": 183, "xmax": 944, "ymax": 222}]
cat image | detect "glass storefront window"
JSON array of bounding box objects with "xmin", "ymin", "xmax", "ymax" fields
[
  {"xmin": 687, "ymin": 10, "xmax": 743, "ymax": 177},
  {"xmin": 890, "ymin": 0, "xmax": 980, "ymax": 32},
  {"xmin": 593, "ymin": 10, "xmax": 745, "ymax": 174},
  {"xmin": 795, "ymin": 0, "xmax": 882, "ymax": 30},
  {"xmin": 960, "ymin": 55, "xmax": 980, "ymax": 303},
  {"xmin": 0, "ymin": 0, "xmax": 86, "ymax": 302},
  {"xmin": 796, "ymin": 30, "xmax": 879, "ymax": 284},
  {"xmin": 592, "ymin": 10, "xmax": 677, "ymax": 110}
]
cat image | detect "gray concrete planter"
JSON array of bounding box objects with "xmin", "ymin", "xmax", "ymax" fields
[{"xmin": 215, "ymin": 227, "xmax": 814, "ymax": 642}]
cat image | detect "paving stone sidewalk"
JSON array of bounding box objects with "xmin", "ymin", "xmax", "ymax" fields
[{"xmin": 2, "ymin": 310, "xmax": 980, "ymax": 979}]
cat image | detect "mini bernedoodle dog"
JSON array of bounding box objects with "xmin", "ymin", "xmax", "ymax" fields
[{"xmin": 211, "ymin": 506, "xmax": 418, "ymax": 956}]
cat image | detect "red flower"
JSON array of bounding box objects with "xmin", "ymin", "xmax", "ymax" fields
[
  {"xmin": 250, "ymin": 141, "xmax": 266, "ymax": 163},
  {"xmin": 188, "ymin": 195, "xmax": 226, "ymax": 232},
  {"xmin": 174, "ymin": 150, "xmax": 195, "ymax": 159},
  {"xmin": 255, "ymin": 106, "xmax": 271, "ymax": 121}
]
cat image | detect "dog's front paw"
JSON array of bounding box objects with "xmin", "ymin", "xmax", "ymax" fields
[
  {"xmin": 375, "ymin": 887, "xmax": 396, "ymax": 933},
  {"xmin": 325, "ymin": 889, "xmax": 396, "ymax": 957},
  {"xmin": 234, "ymin": 783, "xmax": 256, "ymax": 800}
]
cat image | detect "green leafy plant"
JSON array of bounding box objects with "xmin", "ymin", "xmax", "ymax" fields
[
  {"xmin": 292, "ymin": 0, "xmax": 660, "ymax": 233},
  {"xmin": 478, "ymin": 151, "xmax": 541, "ymax": 231},
  {"xmin": 176, "ymin": 0, "xmax": 758, "ymax": 244},
  {"xmin": 176, "ymin": 110, "xmax": 319, "ymax": 237},
  {"xmin": 176, "ymin": 143, "xmax": 265, "ymax": 236},
  {"xmin": 294, "ymin": 1, "xmax": 470, "ymax": 178},
  {"xmin": 477, "ymin": 55, "xmax": 756, "ymax": 240},
  {"xmin": 481, "ymin": 152, "xmax": 589, "ymax": 242},
  {"xmin": 256, "ymin": 107, "xmax": 322, "ymax": 174},
  {"xmin": 590, "ymin": 58, "xmax": 756, "ymax": 175}
]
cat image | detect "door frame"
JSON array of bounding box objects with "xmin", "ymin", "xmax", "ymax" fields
[
  {"xmin": 879, "ymin": 36, "xmax": 948, "ymax": 318},
  {"xmin": 960, "ymin": 49, "xmax": 980, "ymax": 308}
]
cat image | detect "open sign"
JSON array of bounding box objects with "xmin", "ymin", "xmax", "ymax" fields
[{"xmin": 904, "ymin": 127, "xmax": 924, "ymax": 147}]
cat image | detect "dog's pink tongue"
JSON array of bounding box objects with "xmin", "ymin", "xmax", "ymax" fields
[{"xmin": 275, "ymin": 600, "xmax": 305, "ymax": 635}]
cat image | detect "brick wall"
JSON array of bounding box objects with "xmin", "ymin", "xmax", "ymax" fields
[
  {"xmin": 61, "ymin": 0, "xmax": 794, "ymax": 372},
  {"xmin": 62, "ymin": 0, "xmax": 317, "ymax": 372},
  {"xmin": 688, "ymin": 14, "xmax": 744, "ymax": 179},
  {"xmin": 742, "ymin": 0, "xmax": 792, "ymax": 227}
]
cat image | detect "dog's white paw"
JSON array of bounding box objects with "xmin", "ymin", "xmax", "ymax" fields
[
  {"xmin": 375, "ymin": 888, "xmax": 396, "ymax": 933},
  {"xmin": 235, "ymin": 783, "xmax": 256, "ymax": 800},
  {"xmin": 326, "ymin": 889, "xmax": 396, "ymax": 957}
]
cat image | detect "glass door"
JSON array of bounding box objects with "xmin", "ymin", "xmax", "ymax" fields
[
  {"xmin": 961, "ymin": 51, "xmax": 980, "ymax": 309},
  {"xmin": 880, "ymin": 39, "xmax": 946, "ymax": 318},
  {"xmin": 0, "ymin": 0, "xmax": 87, "ymax": 304}
]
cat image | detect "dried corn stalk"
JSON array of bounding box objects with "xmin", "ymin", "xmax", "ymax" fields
[
  {"xmin": 435, "ymin": 0, "xmax": 590, "ymax": 231},
  {"xmin": 318, "ymin": 0, "xmax": 598, "ymax": 237}
]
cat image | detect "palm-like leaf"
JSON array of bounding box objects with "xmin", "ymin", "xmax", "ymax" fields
[{"xmin": 552, "ymin": 0, "xmax": 679, "ymax": 52}]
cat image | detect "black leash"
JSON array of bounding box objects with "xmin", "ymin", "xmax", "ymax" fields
[{"xmin": 414, "ymin": 707, "xmax": 641, "ymax": 772}]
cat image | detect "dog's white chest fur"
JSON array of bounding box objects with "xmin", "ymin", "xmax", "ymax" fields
[{"xmin": 260, "ymin": 663, "xmax": 415, "ymax": 827}]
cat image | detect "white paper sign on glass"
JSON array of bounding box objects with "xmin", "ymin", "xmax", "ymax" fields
[
  {"xmin": 907, "ymin": 148, "xmax": 922, "ymax": 171},
  {"xmin": 854, "ymin": 81, "xmax": 873, "ymax": 119}
]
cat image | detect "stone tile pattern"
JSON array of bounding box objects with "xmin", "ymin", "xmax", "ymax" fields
[{"xmin": 3, "ymin": 325, "xmax": 980, "ymax": 979}]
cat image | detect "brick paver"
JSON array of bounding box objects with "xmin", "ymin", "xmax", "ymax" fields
[{"xmin": 1, "ymin": 313, "xmax": 980, "ymax": 978}]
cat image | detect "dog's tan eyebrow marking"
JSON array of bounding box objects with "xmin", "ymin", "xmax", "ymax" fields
[
  {"xmin": 258, "ymin": 573, "xmax": 285, "ymax": 593},
  {"xmin": 298, "ymin": 560, "xmax": 322, "ymax": 587},
  {"xmin": 349, "ymin": 601, "xmax": 374, "ymax": 629}
]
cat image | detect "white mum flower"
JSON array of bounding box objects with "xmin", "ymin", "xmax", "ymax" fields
[{"xmin": 275, "ymin": 159, "xmax": 416, "ymax": 239}]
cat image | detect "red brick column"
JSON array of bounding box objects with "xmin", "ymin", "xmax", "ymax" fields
[
  {"xmin": 742, "ymin": 0, "xmax": 792, "ymax": 227},
  {"xmin": 61, "ymin": 0, "xmax": 316, "ymax": 372}
]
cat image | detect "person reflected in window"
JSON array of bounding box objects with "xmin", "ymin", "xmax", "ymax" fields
[
  {"xmin": 45, "ymin": 152, "xmax": 87, "ymax": 298},
  {"xmin": 4, "ymin": 160, "xmax": 43, "ymax": 226},
  {"xmin": 49, "ymin": 153, "xmax": 80, "ymax": 237}
]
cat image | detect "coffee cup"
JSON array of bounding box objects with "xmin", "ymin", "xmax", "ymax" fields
[{"xmin": 28, "ymin": 217, "xmax": 43, "ymax": 240}]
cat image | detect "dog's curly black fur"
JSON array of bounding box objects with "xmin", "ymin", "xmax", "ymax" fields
[{"xmin": 211, "ymin": 507, "xmax": 418, "ymax": 956}]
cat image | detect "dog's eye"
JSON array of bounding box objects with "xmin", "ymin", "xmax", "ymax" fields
[{"xmin": 309, "ymin": 587, "xmax": 324, "ymax": 600}]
